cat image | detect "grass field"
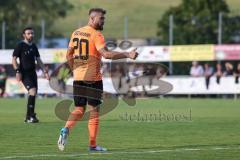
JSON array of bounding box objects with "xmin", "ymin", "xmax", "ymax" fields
[
  {"xmin": 53, "ymin": 0, "xmax": 240, "ymax": 39},
  {"xmin": 0, "ymin": 98, "xmax": 240, "ymax": 160}
]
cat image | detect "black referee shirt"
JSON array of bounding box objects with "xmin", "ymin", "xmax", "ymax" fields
[{"xmin": 12, "ymin": 41, "xmax": 40, "ymax": 72}]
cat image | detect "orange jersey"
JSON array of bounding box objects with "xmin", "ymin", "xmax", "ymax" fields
[{"xmin": 68, "ymin": 26, "xmax": 105, "ymax": 81}]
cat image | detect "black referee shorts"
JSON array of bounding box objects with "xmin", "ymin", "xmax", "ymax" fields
[
  {"xmin": 22, "ymin": 71, "xmax": 38, "ymax": 90},
  {"xmin": 73, "ymin": 80, "xmax": 103, "ymax": 107}
]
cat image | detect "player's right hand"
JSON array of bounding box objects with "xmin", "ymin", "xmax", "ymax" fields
[
  {"xmin": 16, "ymin": 73, "xmax": 22, "ymax": 82},
  {"xmin": 128, "ymin": 48, "xmax": 139, "ymax": 60}
]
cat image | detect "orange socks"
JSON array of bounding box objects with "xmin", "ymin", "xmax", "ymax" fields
[
  {"xmin": 65, "ymin": 107, "xmax": 85, "ymax": 130},
  {"xmin": 88, "ymin": 110, "xmax": 99, "ymax": 147},
  {"xmin": 64, "ymin": 107, "xmax": 99, "ymax": 147}
]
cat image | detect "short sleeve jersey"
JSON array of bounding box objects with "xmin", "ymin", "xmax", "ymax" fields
[
  {"xmin": 12, "ymin": 41, "xmax": 40, "ymax": 72},
  {"xmin": 68, "ymin": 26, "xmax": 105, "ymax": 81}
]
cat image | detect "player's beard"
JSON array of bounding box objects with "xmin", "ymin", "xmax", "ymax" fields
[
  {"xmin": 27, "ymin": 37, "xmax": 33, "ymax": 43},
  {"xmin": 97, "ymin": 23, "xmax": 104, "ymax": 31},
  {"xmin": 97, "ymin": 26, "xmax": 103, "ymax": 31},
  {"xmin": 23, "ymin": 36, "xmax": 33, "ymax": 44}
]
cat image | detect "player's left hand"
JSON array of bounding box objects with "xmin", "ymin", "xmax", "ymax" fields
[
  {"xmin": 16, "ymin": 73, "xmax": 22, "ymax": 82},
  {"xmin": 44, "ymin": 72, "xmax": 50, "ymax": 80}
]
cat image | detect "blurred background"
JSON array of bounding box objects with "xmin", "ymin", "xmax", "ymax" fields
[{"xmin": 0, "ymin": 0, "xmax": 240, "ymax": 99}]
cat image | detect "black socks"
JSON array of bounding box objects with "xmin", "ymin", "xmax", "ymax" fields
[{"xmin": 26, "ymin": 95, "xmax": 36, "ymax": 119}]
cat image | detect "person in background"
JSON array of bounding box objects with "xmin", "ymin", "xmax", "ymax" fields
[
  {"xmin": 204, "ymin": 63, "xmax": 214, "ymax": 89},
  {"xmin": 114, "ymin": 64, "xmax": 125, "ymax": 90},
  {"xmin": 223, "ymin": 62, "xmax": 234, "ymax": 76},
  {"xmin": 144, "ymin": 64, "xmax": 156, "ymax": 88},
  {"xmin": 12, "ymin": 27, "xmax": 50, "ymax": 123},
  {"xmin": 0, "ymin": 65, "xmax": 7, "ymax": 97},
  {"xmin": 156, "ymin": 66, "xmax": 167, "ymax": 79},
  {"xmin": 57, "ymin": 63, "xmax": 71, "ymax": 93},
  {"xmin": 234, "ymin": 62, "xmax": 240, "ymax": 84},
  {"xmin": 215, "ymin": 63, "xmax": 223, "ymax": 84},
  {"xmin": 190, "ymin": 61, "xmax": 204, "ymax": 77}
]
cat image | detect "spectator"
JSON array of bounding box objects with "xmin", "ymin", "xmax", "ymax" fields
[
  {"xmin": 0, "ymin": 65, "xmax": 7, "ymax": 97},
  {"xmin": 114, "ymin": 64, "xmax": 125, "ymax": 89},
  {"xmin": 234, "ymin": 63, "xmax": 240, "ymax": 84},
  {"xmin": 223, "ymin": 62, "xmax": 233, "ymax": 76},
  {"xmin": 144, "ymin": 64, "xmax": 156, "ymax": 88},
  {"xmin": 190, "ymin": 61, "xmax": 204, "ymax": 77},
  {"xmin": 57, "ymin": 64, "xmax": 71, "ymax": 92},
  {"xmin": 215, "ymin": 63, "xmax": 223, "ymax": 84},
  {"xmin": 156, "ymin": 66, "xmax": 167, "ymax": 79},
  {"xmin": 204, "ymin": 63, "xmax": 214, "ymax": 89}
]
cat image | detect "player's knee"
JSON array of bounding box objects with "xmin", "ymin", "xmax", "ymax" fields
[
  {"xmin": 73, "ymin": 107, "xmax": 85, "ymax": 115},
  {"xmin": 89, "ymin": 105, "xmax": 100, "ymax": 112},
  {"xmin": 29, "ymin": 88, "xmax": 37, "ymax": 96}
]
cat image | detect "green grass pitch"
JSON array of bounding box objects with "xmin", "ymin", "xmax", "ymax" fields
[{"xmin": 0, "ymin": 98, "xmax": 240, "ymax": 160}]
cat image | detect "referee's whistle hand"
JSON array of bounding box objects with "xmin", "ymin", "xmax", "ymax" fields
[{"xmin": 16, "ymin": 73, "xmax": 22, "ymax": 82}]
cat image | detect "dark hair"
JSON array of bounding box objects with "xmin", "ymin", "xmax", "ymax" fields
[
  {"xmin": 89, "ymin": 8, "xmax": 106, "ymax": 15},
  {"xmin": 22, "ymin": 27, "xmax": 33, "ymax": 34}
]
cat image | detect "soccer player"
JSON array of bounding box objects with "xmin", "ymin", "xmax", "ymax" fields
[
  {"xmin": 57, "ymin": 8, "xmax": 138, "ymax": 151},
  {"xmin": 12, "ymin": 27, "xmax": 50, "ymax": 123}
]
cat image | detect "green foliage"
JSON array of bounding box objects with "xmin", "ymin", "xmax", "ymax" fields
[
  {"xmin": 157, "ymin": 0, "xmax": 240, "ymax": 44},
  {"xmin": 52, "ymin": 0, "xmax": 182, "ymax": 39},
  {"xmin": 0, "ymin": 0, "xmax": 73, "ymax": 48}
]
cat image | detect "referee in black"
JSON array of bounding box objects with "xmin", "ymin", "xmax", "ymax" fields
[{"xmin": 12, "ymin": 27, "xmax": 50, "ymax": 123}]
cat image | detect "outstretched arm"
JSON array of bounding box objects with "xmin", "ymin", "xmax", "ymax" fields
[{"xmin": 99, "ymin": 47, "xmax": 138, "ymax": 60}]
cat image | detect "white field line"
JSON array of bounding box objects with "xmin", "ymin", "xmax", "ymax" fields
[{"xmin": 0, "ymin": 146, "xmax": 240, "ymax": 159}]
